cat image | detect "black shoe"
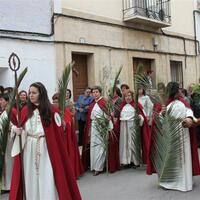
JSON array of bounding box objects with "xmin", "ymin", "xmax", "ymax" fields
[
  {"xmin": 1, "ymin": 190, "xmax": 10, "ymax": 194},
  {"xmin": 132, "ymin": 164, "xmax": 140, "ymax": 169}
]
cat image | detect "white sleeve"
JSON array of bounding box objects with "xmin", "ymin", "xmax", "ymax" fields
[{"xmin": 139, "ymin": 114, "xmax": 144, "ymax": 126}]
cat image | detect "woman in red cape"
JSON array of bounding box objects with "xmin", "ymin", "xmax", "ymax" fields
[
  {"xmin": 118, "ymin": 91, "xmax": 149, "ymax": 165},
  {"xmin": 52, "ymin": 93, "xmax": 83, "ymax": 179},
  {"xmin": 108, "ymin": 87, "xmax": 123, "ymax": 173},
  {"xmin": 146, "ymin": 82, "xmax": 200, "ymax": 191},
  {"xmin": 147, "ymin": 90, "xmax": 200, "ymax": 176},
  {"xmin": 63, "ymin": 107, "xmax": 84, "ymax": 178},
  {"xmin": 82, "ymin": 86, "xmax": 107, "ymax": 175},
  {"xmin": 10, "ymin": 82, "xmax": 81, "ymax": 200}
]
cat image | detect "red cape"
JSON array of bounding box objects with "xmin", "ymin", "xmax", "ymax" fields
[
  {"xmin": 147, "ymin": 98, "xmax": 200, "ymax": 176},
  {"xmin": 10, "ymin": 105, "xmax": 82, "ymax": 200},
  {"xmin": 64, "ymin": 108, "xmax": 84, "ymax": 178},
  {"xmin": 108, "ymin": 96, "xmax": 121, "ymax": 173},
  {"xmin": 119, "ymin": 100, "xmax": 150, "ymax": 164}
]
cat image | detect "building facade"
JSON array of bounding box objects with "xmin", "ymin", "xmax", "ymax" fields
[
  {"xmin": 0, "ymin": 0, "xmax": 57, "ymax": 97},
  {"xmin": 0, "ymin": 0, "xmax": 199, "ymax": 101},
  {"xmin": 55, "ymin": 0, "xmax": 200, "ymax": 100}
]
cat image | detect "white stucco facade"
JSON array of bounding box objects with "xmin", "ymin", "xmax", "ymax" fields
[
  {"xmin": 0, "ymin": 40, "xmax": 56, "ymax": 97},
  {"xmin": 0, "ymin": 0, "xmax": 58, "ymax": 98}
]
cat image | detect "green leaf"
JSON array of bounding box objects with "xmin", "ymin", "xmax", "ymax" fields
[
  {"xmin": 0, "ymin": 67, "xmax": 27, "ymax": 190},
  {"xmin": 151, "ymin": 106, "xmax": 185, "ymax": 184},
  {"xmin": 58, "ymin": 63, "xmax": 73, "ymax": 120},
  {"xmin": 93, "ymin": 66, "xmax": 122, "ymax": 173}
]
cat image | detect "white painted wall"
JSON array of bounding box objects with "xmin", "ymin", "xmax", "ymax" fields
[
  {"xmin": 196, "ymin": 12, "xmax": 200, "ymax": 47},
  {"xmin": 164, "ymin": 0, "xmax": 194, "ymax": 36},
  {"xmin": 0, "ymin": 0, "xmax": 57, "ymax": 99},
  {"xmin": 0, "ymin": 0, "xmax": 53, "ymax": 34},
  {"xmin": 54, "ymin": 0, "xmax": 62, "ymax": 13},
  {"xmin": 0, "ymin": 39, "xmax": 57, "ymax": 98}
]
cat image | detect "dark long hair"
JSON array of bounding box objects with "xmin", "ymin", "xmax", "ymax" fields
[
  {"xmin": 166, "ymin": 82, "xmax": 180, "ymax": 100},
  {"xmin": 27, "ymin": 82, "xmax": 52, "ymax": 126}
]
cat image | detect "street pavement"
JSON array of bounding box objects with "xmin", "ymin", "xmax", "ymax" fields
[
  {"xmin": 77, "ymin": 166, "xmax": 200, "ymax": 200},
  {"xmin": 1, "ymin": 151, "xmax": 200, "ymax": 200}
]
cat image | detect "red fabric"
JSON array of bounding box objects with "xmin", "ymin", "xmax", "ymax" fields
[
  {"xmin": 9, "ymin": 105, "xmax": 82, "ymax": 200},
  {"xmin": 146, "ymin": 103, "xmax": 161, "ymax": 175},
  {"xmin": 82, "ymin": 98, "xmax": 107, "ymax": 171},
  {"xmin": 64, "ymin": 107, "xmax": 84, "ymax": 178},
  {"xmin": 119, "ymin": 100, "xmax": 150, "ymax": 164},
  {"xmin": 147, "ymin": 98, "xmax": 200, "ymax": 176},
  {"xmin": 108, "ymin": 96, "xmax": 121, "ymax": 173}
]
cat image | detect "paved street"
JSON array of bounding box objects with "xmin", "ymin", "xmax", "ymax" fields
[
  {"xmin": 2, "ymin": 151, "xmax": 200, "ymax": 200},
  {"xmin": 1, "ymin": 168, "xmax": 200, "ymax": 200},
  {"xmin": 78, "ymin": 167, "xmax": 200, "ymax": 200}
]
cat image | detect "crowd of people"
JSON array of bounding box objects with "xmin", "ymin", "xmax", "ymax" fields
[{"xmin": 0, "ymin": 80, "xmax": 200, "ymax": 199}]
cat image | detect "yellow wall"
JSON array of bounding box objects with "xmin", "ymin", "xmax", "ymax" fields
[{"xmin": 62, "ymin": 0, "xmax": 195, "ymax": 37}]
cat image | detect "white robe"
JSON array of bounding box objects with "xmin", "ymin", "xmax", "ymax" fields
[
  {"xmin": 160, "ymin": 100, "xmax": 193, "ymax": 191},
  {"xmin": 119, "ymin": 104, "xmax": 144, "ymax": 165},
  {"xmin": 12, "ymin": 109, "xmax": 58, "ymax": 200},
  {"xmin": 90, "ymin": 102, "xmax": 106, "ymax": 172},
  {"xmin": 138, "ymin": 95, "xmax": 153, "ymax": 125},
  {"xmin": 0, "ymin": 110, "xmax": 13, "ymax": 190}
]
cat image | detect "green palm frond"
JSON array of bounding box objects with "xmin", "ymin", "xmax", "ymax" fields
[
  {"xmin": 131, "ymin": 63, "xmax": 151, "ymax": 164},
  {"xmin": 151, "ymin": 106, "xmax": 184, "ymax": 184},
  {"xmin": 134, "ymin": 63, "xmax": 151, "ymax": 92},
  {"xmin": 0, "ymin": 116, "xmax": 9, "ymax": 179},
  {"xmin": 93, "ymin": 66, "xmax": 122, "ymax": 173},
  {"xmin": 58, "ymin": 63, "xmax": 73, "ymax": 120},
  {"xmin": 0, "ymin": 68, "xmax": 27, "ymax": 189},
  {"xmin": 110, "ymin": 66, "xmax": 123, "ymax": 98}
]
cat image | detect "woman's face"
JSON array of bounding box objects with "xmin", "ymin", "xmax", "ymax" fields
[
  {"xmin": 138, "ymin": 88, "xmax": 143, "ymax": 96},
  {"xmin": 66, "ymin": 90, "xmax": 70, "ymax": 100},
  {"xmin": 92, "ymin": 89, "xmax": 101, "ymax": 100},
  {"xmin": 29, "ymin": 86, "xmax": 40, "ymax": 105},
  {"xmin": 0, "ymin": 98, "xmax": 8, "ymax": 110},
  {"xmin": 19, "ymin": 92, "xmax": 27, "ymax": 102},
  {"xmin": 125, "ymin": 92, "xmax": 132, "ymax": 103}
]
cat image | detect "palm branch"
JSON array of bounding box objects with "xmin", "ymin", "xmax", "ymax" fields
[
  {"xmin": 131, "ymin": 63, "xmax": 151, "ymax": 164},
  {"xmin": 58, "ymin": 63, "xmax": 73, "ymax": 120},
  {"xmin": 151, "ymin": 105, "xmax": 185, "ymax": 184},
  {"xmin": 0, "ymin": 68, "xmax": 27, "ymax": 191},
  {"xmin": 93, "ymin": 66, "xmax": 122, "ymax": 173}
]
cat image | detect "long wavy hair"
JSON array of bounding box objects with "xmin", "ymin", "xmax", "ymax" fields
[
  {"xmin": 166, "ymin": 82, "xmax": 180, "ymax": 100},
  {"xmin": 27, "ymin": 82, "xmax": 52, "ymax": 126}
]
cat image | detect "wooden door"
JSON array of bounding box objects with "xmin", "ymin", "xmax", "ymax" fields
[
  {"xmin": 133, "ymin": 57, "xmax": 152, "ymax": 74},
  {"xmin": 72, "ymin": 54, "xmax": 88, "ymax": 102}
]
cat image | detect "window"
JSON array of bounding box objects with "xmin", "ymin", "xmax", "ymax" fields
[{"xmin": 170, "ymin": 61, "xmax": 183, "ymax": 88}]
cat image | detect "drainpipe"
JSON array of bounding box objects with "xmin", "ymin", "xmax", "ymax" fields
[
  {"xmin": 161, "ymin": 29, "xmax": 187, "ymax": 69},
  {"xmin": 193, "ymin": 10, "xmax": 200, "ymax": 55}
]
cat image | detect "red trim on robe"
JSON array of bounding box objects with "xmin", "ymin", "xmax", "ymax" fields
[
  {"xmin": 82, "ymin": 98, "xmax": 107, "ymax": 171},
  {"xmin": 64, "ymin": 107, "xmax": 84, "ymax": 178},
  {"xmin": 108, "ymin": 95, "xmax": 121, "ymax": 173},
  {"xmin": 147, "ymin": 98, "xmax": 200, "ymax": 176},
  {"xmin": 9, "ymin": 105, "xmax": 82, "ymax": 200},
  {"xmin": 118, "ymin": 100, "xmax": 150, "ymax": 164}
]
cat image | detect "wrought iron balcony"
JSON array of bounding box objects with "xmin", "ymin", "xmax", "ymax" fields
[{"xmin": 123, "ymin": 0, "xmax": 171, "ymax": 28}]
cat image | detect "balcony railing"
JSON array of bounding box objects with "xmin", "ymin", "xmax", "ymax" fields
[{"xmin": 123, "ymin": 0, "xmax": 171, "ymax": 27}]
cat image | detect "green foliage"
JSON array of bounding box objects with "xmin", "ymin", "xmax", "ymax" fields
[
  {"xmin": 93, "ymin": 66, "xmax": 122, "ymax": 173},
  {"xmin": 0, "ymin": 117, "xmax": 9, "ymax": 180},
  {"xmin": 0, "ymin": 67, "xmax": 27, "ymax": 191},
  {"xmin": 58, "ymin": 63, "xmax": 73, "ymax": 120},
  {"xmin": 151, "ymin": 106, "xmax": 184, "ymax": 184},
  {"xmin": 132, "ymin": 63, "xmax": 152, "ymax": 164}
]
